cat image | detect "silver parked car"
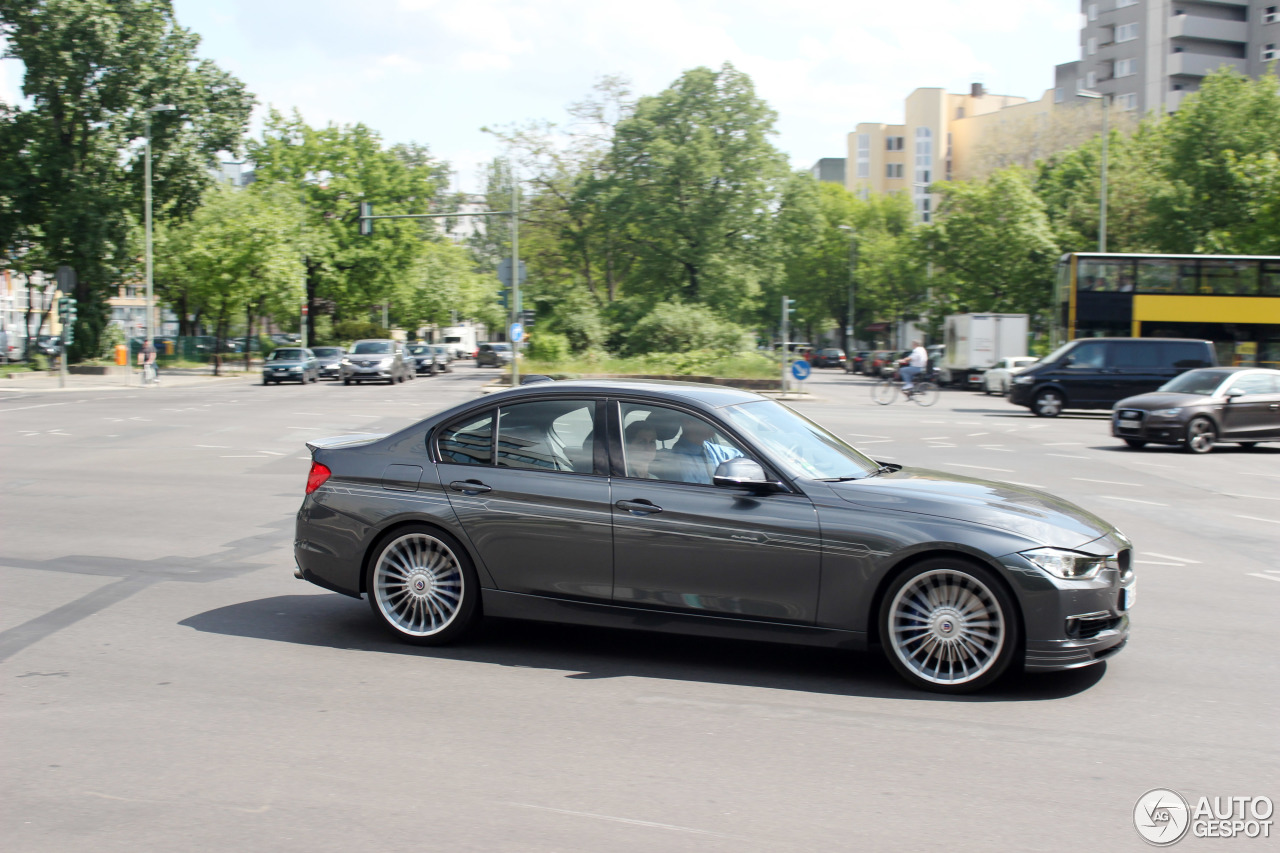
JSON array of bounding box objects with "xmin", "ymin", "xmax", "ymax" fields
[{"xmin": 340, "ymin": 340, "xmax": 412, "ymax": 385}]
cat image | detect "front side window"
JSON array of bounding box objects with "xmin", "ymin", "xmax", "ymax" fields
[
  {"xmin": 619, "ymin": 403, "xmax": 745, "ymax": 485},
  {"xmin": 1066, "ymin": 341, "xmax": 1107, "ymax": 369},
  {"xmin": 1226, "ymin": 373, "xmax": 1279, "ymax": 395},
  {"xmin": 438, "ymin": 411, "xmax": 494, "ymax": 466},
  {"xmin": 496, "ymin": 400, "xmax": 597, "ymax": 473}
]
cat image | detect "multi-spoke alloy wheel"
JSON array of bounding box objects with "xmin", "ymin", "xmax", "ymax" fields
[
  {"xmin": 1185, "ymin": 417, "xmax": 1216, "ymax": 454},
  {"xmin": 367, "ymin": 527, "xmax": 478, "ymax": 644},
  {"xmin": 880, "ymin": 561, "xmax": 1017, "ymax": 693}
]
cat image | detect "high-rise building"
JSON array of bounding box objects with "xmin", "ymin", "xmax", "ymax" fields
[{"xmin": 1060, "ymin": 0, "xmax": 1279, "ymax": 115}]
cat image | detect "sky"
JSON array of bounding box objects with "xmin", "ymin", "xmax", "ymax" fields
[{"xmin": 1, "ymin": 0, "xmax": 1083, "ymax": 192}]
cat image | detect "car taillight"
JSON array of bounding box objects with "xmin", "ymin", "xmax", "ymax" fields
[{"xmin": 305, "ymin": 461, "xmax": 331, "ymax": 495}]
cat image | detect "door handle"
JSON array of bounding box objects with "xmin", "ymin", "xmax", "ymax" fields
[
  {"xmin": 449, "ymin": 480, "xmax": 492, "ymax": 494},
  {"xmin": 616, "ymin": 499, "xmax": 662, "ymax": 514}
]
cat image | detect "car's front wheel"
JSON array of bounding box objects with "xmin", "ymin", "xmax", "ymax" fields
[
  {"xmin": 879, "ymin": 559, "xmax": 1018, "ymax": 693},
  {"xmin": 1123, "ymin": 438, "xmax": 1147, "ymax": 449},
  {"xmin": 1033, "ymin": 389, "xmax": 1064, "ymax": 417},
  {"xmin": 1185, "ymin": 416, "xmax": 1216, "ymax": 454},
  {"xmin": 366, "ymin": 526, "xmax": 479, "ymax": 644}
]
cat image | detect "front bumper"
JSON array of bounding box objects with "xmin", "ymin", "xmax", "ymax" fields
[
  {"xmin": 265, "ymin": 368, "xmax": 305, "ymax": 381},
  {"xmin": 1000, "ymin": 543, "xmax": 1134, "ymax": 672},
  {"xmin": 1112, "ymin": 409, "xmax": 1186, "ymax": 444}
]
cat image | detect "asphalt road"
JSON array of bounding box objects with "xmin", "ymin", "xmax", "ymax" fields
[{"xmin": 2, "ymin": 366, "xmax": 1276, "ymax": 852}]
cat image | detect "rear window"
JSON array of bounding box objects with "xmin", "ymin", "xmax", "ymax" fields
[
  {"xmin": 1162, "ymin": 341, "xmax": 1212, "ymax": 369},
  {"xmin": 311, "ymin": 347, "xmax": 341, "ymax": 357},
  {"xmin": 437, "ymin": 412, "xmax": 494, "ymax": 466},
  {"xmin": 1111, "ymin": 341, "xmax": 1161, "ymax": 368}
]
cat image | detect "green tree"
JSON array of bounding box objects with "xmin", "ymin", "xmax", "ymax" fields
[
  {"xmin": 0, "ymin": 0, "xmax": 253, "ymax": 358},
  {"xmin": 247, "ymin": 110, "xmax": 442, "ymax": 342},
  {"xmin": 605, "ymin": 63, "xmax": 790, "ymax": 309},
  {"xmin": 925, "ymin": 168, "xmax": 1060, "ymax": 332}
]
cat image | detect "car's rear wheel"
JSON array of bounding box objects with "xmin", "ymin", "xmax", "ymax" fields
[
  {"xmin": 1033, "ymin": 389, "xmax": 1064, "ymax": 417},
  {"xmin": 366, "ymin": 526, "xmax": 479, "ymax": 645},
  {"xmin": 1185, "ymin": 417, "xmax": 1216, "ymax": 454},
  {"xmin": 1123, "ymin": 439, "xmax": 1147, "ymax": 449},
  {"xmin": 879, "ymin": 559, "xmax": 1017, "ymax": 693}
]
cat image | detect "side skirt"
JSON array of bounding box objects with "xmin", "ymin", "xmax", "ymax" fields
[{"xmin": 481, "ymin": 589, "xmax": 866, "ymax": 651}]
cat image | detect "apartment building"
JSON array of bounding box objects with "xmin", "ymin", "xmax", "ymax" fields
[
  {"xmin": 809, "ymin": 158, "xmax": 847, "ymax": 185},
  {"xmin": 1061, "ymin": 0, "xmax": 1279, "ymax": 115},
  {"xmin": 846, "ymin": 84, "xmax": 1049, "ymax": 222}
]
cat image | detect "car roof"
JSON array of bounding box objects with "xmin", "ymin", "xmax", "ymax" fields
[{"xmin": 485, "ymin": 378, "xmax": 769, "ymax": 409}]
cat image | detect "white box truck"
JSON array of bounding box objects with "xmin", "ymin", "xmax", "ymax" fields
[
  {"xmin": 440, "ymin": 324, "xmax": 480, "ymax": 360},
  {"xmin": 939, "ymin": 313, "xmax": 1029, "ymax": 388}
]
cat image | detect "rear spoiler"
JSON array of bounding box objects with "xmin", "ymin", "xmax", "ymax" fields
[{"xmin": 305, "ymin": 433, "xmax": 388, "ymax": 454}]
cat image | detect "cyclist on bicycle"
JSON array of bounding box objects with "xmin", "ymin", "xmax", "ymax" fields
[{"xmin": 899, "ymin": 339, "xmax": 928, "ymax": 393}]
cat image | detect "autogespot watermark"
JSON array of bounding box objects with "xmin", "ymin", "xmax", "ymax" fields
[{"xmin": 1134, "ymin": 789, "xmax": 1274, "ymax": 846}]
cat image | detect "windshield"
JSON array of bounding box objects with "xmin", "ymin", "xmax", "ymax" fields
[
  {"xmin": 492, "ymin": 344, "xmax": 511, "ymax": 352},
  {"xmin": 1160, "ymin": 369, "xmax": 1233, "ymax": 396},
  {"xmin": 407, "ymin": 345, "xmax": 429, "ymax": 354},
  {"xmin": 311, "ymin": 347, "xmax": 340, "ymax": 357},
  {"xmin": 271, "ymin": 349, "xmax": 305, "ymax": 360},
  {"xmin": 1040, "ymin": 341, "xmax": 1077, "ymax": 364},
  {"xmin": 352, "ymin": 341, "xmax": 392, "ymax": 354},
  {"xmin": 720, "ymin": 400, "xmax": 879, "ymax": 480}
]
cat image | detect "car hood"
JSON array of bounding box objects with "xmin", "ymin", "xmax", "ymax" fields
[
  {"xmin": 829, "ymin": 467, "xmax": 1114, "ymax": 549},
  {"xmin": 1115, "ymin": 391, "xmax": 1207, "ymax": 410}
]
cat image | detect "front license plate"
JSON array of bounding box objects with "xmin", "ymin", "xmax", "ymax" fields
[
  {"xmin": 1120, "ymin": 413, "xmax": 1139, "ymax": 421},
  {"xmin": 1122, "ymin": 583, "xmax": 1136, "ymax": 611}
]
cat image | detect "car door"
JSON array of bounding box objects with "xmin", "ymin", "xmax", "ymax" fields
[
  {"xmin": 1110, "ymin": 341, "xmax": 1165, "ymax": 403},
  {"xmin": 436, "ymin": 399, "xmax": 614, "ymax": 601},
  {"xmin": 1219, "ymin": 373, "xmax": 1280, "ymax": 440},
  {"xmin": 608, "ymin": 401, "xmax": 822, "ymax": 624},
  {"xmin": 1056, "ymin": 340, "xmax": 1112, "ymax": 406}
]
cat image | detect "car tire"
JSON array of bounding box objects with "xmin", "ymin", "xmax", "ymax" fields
[
  {"xmin": 366, "ymin": 525, "xmax": 480, "ymax": 645},
  {"xmin": 879, "ymin": 558, "xmax": 1019, "ymax": 694},
  {"xmin": 262, "ymin": 377, "xmax": 271, "ymax": 385},
  {"xmin": 1185, "ymin": 416, "xmax": 1216, "ymax": 454},
  {"xmin": 1238, "ymin": 442, "xmax": 1258, "ymax": 450},
  {"xmin": 1123, "ymin": 439, "xmax": 1147, "ymax": 449},
  {"xmin": 1033, "ymin": 389, "xmax": 1064, "ymax": 418}
]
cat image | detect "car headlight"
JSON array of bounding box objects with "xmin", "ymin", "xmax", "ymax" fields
[
  {"xmin": 1021, "ymin": 547, "xmax": 1106, "ymax": 580},
  {"xmin": 341, "ymin": 358, "xmax": 351, "ymax": 365},
  {"xmin": 1155, "ymin": 408, "xmax": 1182, "ymax": 417},
  {"xmin": 1014, "ymin": 375, "xmax": 1034, "ymax": 384},
  {"xmin": 379, "ymin": 357, "xmax": 394, "ymax": 367},
  {"xmin": 289, "ymin": 366, "xmax": 301, "ymax": 372}
]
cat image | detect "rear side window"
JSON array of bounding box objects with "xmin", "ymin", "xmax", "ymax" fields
[
  {"xmin": 1111, "ymin": 341, "xmax": 1161, "ymax": 368},
  {"xmin": 496, "ymin": 401, "xmax": 597, "ymax": 473},
  {"xmin": 1162, "ymin": 342, "xmax": 1212, "ymax": 369},
  {"xmin": 438, "ymin": 412, "xmax": 493, "ymax": 465}
]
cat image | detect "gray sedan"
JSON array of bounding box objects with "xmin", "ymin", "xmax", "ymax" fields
[
  {"xmin": 1112, "ymin": 367, "xmax": 1280, "ymax": 452},
  {"xmin": 340, "ymin": 339, "xmax": 411, "ymax": 385},
  {"xmin": 293, "ymin": 380, "xmax": 1133, "ymax": 693}
]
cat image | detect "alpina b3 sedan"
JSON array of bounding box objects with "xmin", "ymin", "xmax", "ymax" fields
[{"xmin": 293, "ymin": 380, "xmax": 1133, "ymax": 693}]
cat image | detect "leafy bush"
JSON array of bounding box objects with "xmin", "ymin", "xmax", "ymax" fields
[
  {"xmin": 621, "ymin": 302, "xmax": 756, "ymax": 356},
  {"xmin": 528, "ymin": 331, "xmax": 570, "ymax": 362}
]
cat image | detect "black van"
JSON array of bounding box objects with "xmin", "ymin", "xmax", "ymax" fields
[{"xmin": 1009, "ymin": 338, "xmax": 1216, "ymax": 417}]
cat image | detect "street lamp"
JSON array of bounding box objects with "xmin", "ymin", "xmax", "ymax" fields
[
  {"xmin": 837, "ymin": 224, "xmax": 857, "ymax": 360},
  {"xmin": 144, "ymin": 104, "xmax": 176, "ymax": 349},
  {"xmin": 1076, "ymin": 89, "xmax": 1109, "ymax": 253}
]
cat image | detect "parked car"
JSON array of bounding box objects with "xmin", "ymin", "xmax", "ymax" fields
[
  {"xmin": 848, "ymin": 350, "xmax": 871, "ymax": 374},
  {"xmin": 476, "ymin": 342, "xmax": 514, "ymax": 368},
  {"xmin": 33, "ymin": 334, "xmax": 61, "ymax": 357},
  {"xmin": 262, "ymin": 347, "xmax": 319, "ymax": 385},
  {"xmin": 879, "ymin": 351, "xmax": 911, "ymax": 379},
  {"xmin": 294, "ymin": 379, "xmax": 1134, "ymax": 694},
  {"xmin": 340, "ymin": 339, "xmax": 412, "ymax": 385},
  {"xmin": 864, "ymin": 350, "xmax": 894, "ymax": 376},
  {"xmin": 406, "ymin": 343, "xmax": 447, "ymax": 376},
  {"xmin": 429, "ymin": 344, "xmax": 454, "ymax": 371},
  {"xmin": 1112, "ymin": 367, "xmax": 1280, "ymax": 453},
  {"xmin": 982, "ymin": 356, "xmax": 1040, "ymax": 395},
  {"xmin": 1010, "ymin": 338, "xmax": 1215, "ymax": 417},
  {"xmin": 310, "ymin": 346, "xmax": 346, "ymax": 380},
  {"xmin": 811, "ymin": 348, "xmax": 847, "ymax": 369}
]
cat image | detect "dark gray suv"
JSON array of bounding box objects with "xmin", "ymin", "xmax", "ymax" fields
[{"xmin": 294, "ymin": 379, "xmax": 1133, "ymax": 693}]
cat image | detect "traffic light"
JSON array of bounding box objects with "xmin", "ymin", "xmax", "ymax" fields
[
  {"xmin": 521, "ymin": 308, "xmax": 535, "ymax": 327},
  {"xmin": 497, "ymin": 290, "xmax": 509, "ymax": 310},
  {"xmin": 65, "ymin": 298, "xmax": 77, "ymax": 345},
  {"xmin": 785, "ymin": 298, "xmax": 796, "ymax": 317},
  {"xmin": 358, "ymin": 202, "xmax": 373, "ymax": 236}
]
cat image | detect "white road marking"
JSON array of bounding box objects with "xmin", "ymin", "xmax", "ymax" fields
[
  {"xmin": 1246, "ymin": 573, "xmax": 1280, "ymax": 583},
  {"xmin": 1136, "ymin": 560, "xmax": 1190, "ymax": 566},
  {"xmin": 1074, "ymin": 477, "xmax": 1142, "ymax": 486},
  {"xmin": 1047, "ymin": 453, "xmax": 1087, "ymax": 459},
  {"xmin": 256, "ymin": 450, "xmax": 285, "ymax": 456},
  {"xmin": 1043, "ymin": 441, "xmax": 1082, "ymax": 446},
  {"xmin": 1221, "ymin": 493, "xmax": 1280, "ymax": 502},
  {"xmin": 0, "ymin": 402, "xmax": 70, "ymax": 413},
  {"xmin": 967, "ymin": 432, "xmax": 989, "ymax": 436},
  {"xmin": 927, "ymin": 443, "xmax": 957, "ymax": 447},
  {"xmin": 1236, "ymin": 514, "xmax": 1280, "ymax": 524},
  {"xmin": 1127, "ymin": 459, "xmax": 1175, "ymax": 468},
  {"xmin": 942, "ymin": 463, "xmax": 1015, "ymax": 473},
  {"xmin": 292, "ymin": 412, "xmax": 325, "ymax": 416},
  {"xmin": 1099, "ymin": 496, "xmax": 1169, "ymax": 506},
  {"xmin": 1242, "ymin": 471, "xmax": 1280, "ymax": 479},
  {"xmin": 919, "ymin": 436, "xmax": 950, "ymax": 441},
  {"xmin": 1145, "ymin": 551, "xmax": 1201, "ymax": 564},
  {"xmin": 847, "ymin": 433, "xmax": 891, "ymax": 438},
  {"xmin": 856, "ymin": 439, "xmax": 895, "ymax": 444},
  {"xmin": 509, "ymin": 804, "xmax": 740, "ymax": 839}
]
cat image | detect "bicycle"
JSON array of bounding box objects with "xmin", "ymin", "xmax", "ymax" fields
[{"xmin": 871, "ymin": 375, "xmax": 939, "ymax": 406}]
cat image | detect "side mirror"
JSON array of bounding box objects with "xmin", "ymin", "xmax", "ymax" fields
[
  {"xmin": 1224, "ymin": 387, "xmax": 1245, "ymax": 399},
  {"xmin": 713, "ymin": 458, "xmax": 780, "ymax": 491}
]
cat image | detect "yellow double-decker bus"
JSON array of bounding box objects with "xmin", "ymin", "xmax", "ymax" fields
[{"xmin": 1053, "ymin": 253, "xmax": 1280, "ymax": 367}]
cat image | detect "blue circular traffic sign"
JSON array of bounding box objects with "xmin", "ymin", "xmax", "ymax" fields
[
  {"xmin": 510, "ymin": 323, "xmax": 524, "ymax": 343},
  {"xmin": 791, "ymin": 360, "xmax": 811, "ymax": 380}
]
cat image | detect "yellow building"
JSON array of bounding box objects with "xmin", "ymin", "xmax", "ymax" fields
[{"xmin": 846, "ymin": 83, "xmax": 1059, "ymax": 221}]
